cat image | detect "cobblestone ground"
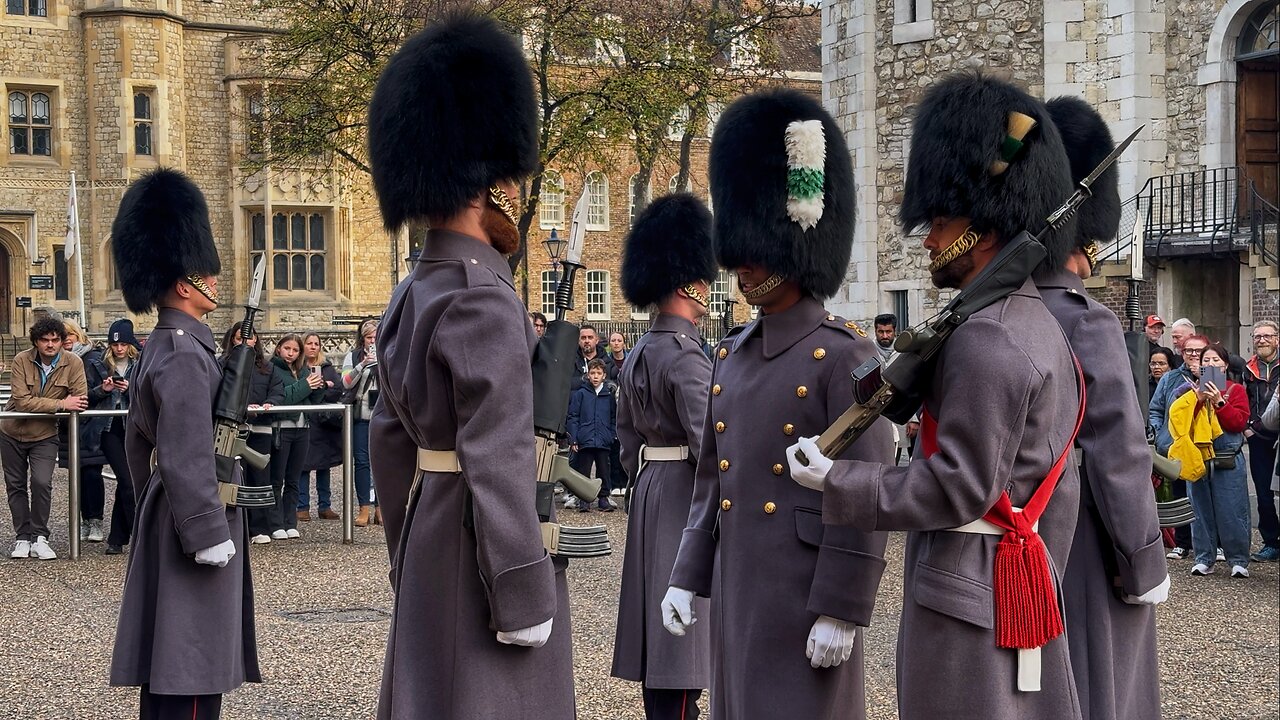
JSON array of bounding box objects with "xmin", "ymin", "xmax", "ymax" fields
[{"xmin": 0, "ymin": 472, "xmax": 1276, "ymax": 719}]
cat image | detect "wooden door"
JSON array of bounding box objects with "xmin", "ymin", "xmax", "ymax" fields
[
  {"xmin": 0, "ymin": 242, "xmax": 9, "ymax": 335},
  {"xmin": 1237, "ymin": 59, "xmax": 1279, "ymax": 205}
]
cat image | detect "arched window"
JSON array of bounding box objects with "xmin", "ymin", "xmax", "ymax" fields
[
  {"xmin": 1238, "ymin": 1, "xmax": 1279, "ymax": 60},
  {"xmin": 540, "ymin": 171, "xmax": 564, "ymax": 229},
  {"xmin": 668, "ymin": 174, "xmax": 683, "ymax": 194},
  {"xmin": 133, "ymin": 90, "xmax": 154, "ymax": 156},
  {"xmin": 628, "ymin": 174, "xmax": 646, "ymax": 226},
  {"xmin": 585, "ymin": 171, "xmax": 609, "ymax": 230}
]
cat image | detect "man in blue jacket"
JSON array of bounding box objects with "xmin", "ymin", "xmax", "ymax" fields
[{"xmin": 567, "ymin": 358, "xmax": 618, "ymax": 512}]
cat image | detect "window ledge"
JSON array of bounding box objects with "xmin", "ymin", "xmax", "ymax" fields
[
  {"xmin": 4, "ymin": 154, "xmax": 62, "ymax": 168},
  {"xmin": 892, "ymin": 19, "xmax": 934, "ymax": 45}
]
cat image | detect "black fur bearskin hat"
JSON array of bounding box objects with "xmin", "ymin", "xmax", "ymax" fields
[
  {"xmin": 1044, "ymin": 95, "xmax": 1121, "ymax": 269},
  {"xmin": 621, "ymin": 193, "xmax": 717, "ymax": 308}
]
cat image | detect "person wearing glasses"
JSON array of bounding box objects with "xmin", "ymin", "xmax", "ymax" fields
[
  {"xmin": 1149, "ymin": 333, "xmax": 1211, "ymax": 560},
  {"xmin": 1243, "ymin": 320, "xmax": 1279, "ymax": 562}
]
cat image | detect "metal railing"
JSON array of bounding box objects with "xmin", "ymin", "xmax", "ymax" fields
[{"xmin": 0, "ymin": 403, "xmax": 355, "ymax": 560}]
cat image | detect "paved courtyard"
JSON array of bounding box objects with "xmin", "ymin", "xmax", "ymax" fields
[{"xmin": 0, "ymin": 472, "xmax": 1276, "ymax": 719}]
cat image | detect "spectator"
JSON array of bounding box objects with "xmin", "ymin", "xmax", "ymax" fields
[
  {"xmin": 571, "ymin": 324, "xmax": 605, "ymax": 391},
  {"xmin": 1149, "ymin": 348, "xmax": 1173, "ymax": 400},
  {"xmin": 873, "ymin": 313, "xmax": 897, "ymax": 360},
  {"xmin": 1260, "ymin": 385, "xmax": 1278, "ymax": 495},
  {"xmin": 64, "ymin": 319, "xmax": 104, "ymax": 541},
  {"xmin": 222, "ymin": 325, "xmax": 286, "ymax": 546},
  {"xmin": 607, "ymin": 331, "xmax": 628, "ymax": 378},
  {"xmin": 1145, "ymin": 315, "xmax": 1181, "ymax": 369},
  {"xmin": 566, "ymin": 359, "xmax": 617, "ymax": 512},
  {"xmin": 342, "ymin": 319, "xmax": 381, "ymax": 527},
  {"xmin": 297, "ymin": 332, "xmax": 343, "ymax": 522},
  {"xmin": 530, "ymin": 311, "xmax": 548, "ymax": 338},
  {"xmin": 62, "ymin": 319, "xmax": 94, "ymax": 358},
  {"xmin": 605, "ymin": 331, "xmax": 629, "ymax": 495},
  {"xmin": 1169, "ymin": 318, "xmax": 1195, "ymax": 358},
  {"xmin": 1243, "ymin": 320, "xmax": 1279, "ymax": 562},
  {"xmin": 80, "ymin": 319, "xmax": 140, "ymax": 555},
  {"xmin": 268, "ymin": 333, "xmax": 326, "ymax": 540},
  {"xmin": 2, "ymin": 318, "xmax": 88, "ymax": 560},
  {"xmin": 1150, "ymin": 333, "xmax": 1210, "ymax": 560},
  {"xmin": 1186, "ymin": 343, "xmax": 1252, "ymax": 578}
]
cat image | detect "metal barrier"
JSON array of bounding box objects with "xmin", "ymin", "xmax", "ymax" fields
[{"xmin": 0, "ymin": 403, "xmax": 354, "ymax": 560}]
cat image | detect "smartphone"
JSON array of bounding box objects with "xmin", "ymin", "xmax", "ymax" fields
[
  {"xmin": 311, "ymin": 365, "xmax": 322, "ymax": 376},
  {"xmin": 1200, "ymin": 366, "xmax": 1227, "ymax": 392}
]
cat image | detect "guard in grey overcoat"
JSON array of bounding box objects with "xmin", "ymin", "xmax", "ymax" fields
[
  {"xmin": 365, "ymin": 14, "xmax": 574, "ymax": 720},
  {"xmin": 663, "ymin": 90, "xmax": 893, "ymax": 720},
  {"xmin": 611, "ymin": 194, "xmax": 717, "ymax": 718},
  {"xmin": 1040, "ymin": 96, "xmax": 1168, "ymax": 720},
  {"xmin": 108, "ymin": 169, "xmax": 260, "ymax": 719},
  {"xmin": 787, "ymin": 72, "xmax": 1087, "ymax": 720}
]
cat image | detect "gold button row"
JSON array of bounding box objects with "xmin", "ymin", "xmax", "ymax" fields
[{"xmin": 719, "ymin": 499, "xmax": 778, "ymax": 514}]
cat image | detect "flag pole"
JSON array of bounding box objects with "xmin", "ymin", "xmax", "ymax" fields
[{"xmin": 70, "ymin": 171, "xmax": 86, "ymax": 329}]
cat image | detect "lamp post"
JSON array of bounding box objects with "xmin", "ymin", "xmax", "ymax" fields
[
  {"xmin": 543, "ymin": 228, "xmax": 566, "ymax": 274},
  {"xmin": 405, "ymin": 234, "xmax": 425, "ymax": 273}
]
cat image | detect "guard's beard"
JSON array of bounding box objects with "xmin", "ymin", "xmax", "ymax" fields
[
  {"xmin": 482, "ymin": 204, "xmax": 521, "ymax": 255},
  {"xmin": 929, "ymin": 250, "xmax": 975, "ymax": 290}
]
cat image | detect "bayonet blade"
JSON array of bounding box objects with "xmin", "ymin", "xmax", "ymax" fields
[
  {"xmin": 565, "ymin": 190, "xmax": 589, "ymax": 266},
  {"xmin": 247, "ymin": 256, "xmax": 266, "ymax": 309},
  {"xmin": 1080, "ymin": 125, "xmax": 1142, "ymax": 191}
]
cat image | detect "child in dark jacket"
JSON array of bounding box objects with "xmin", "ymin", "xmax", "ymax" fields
[{"xmin": 566, "ymin": 359, "xmax": 618, "ymax": 512}]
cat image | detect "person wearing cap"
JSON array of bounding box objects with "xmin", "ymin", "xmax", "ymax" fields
[
  {"xmin": 611, "ymin": 194, "xmax": 716, "ymax": 719},
  {"xmin": 81, "ymin": 318, "xmax": 143, "ymax": 555},
  {"xmin": 661, "ymin": 89, "xmax": 892, "ymax": 720},
  {"xmin": 1034, "ymin": 96, "xmax": 1167, "ymax": 720},
  {"xmin": 1144, "ymin": 315, "xmax": 1181, "ymax": 369},
  {"xmin": 365, "ymin": 13, "xmax": 573, "ymax": 719},
  {"xmin": 108, "ymin": 169, "xmax": 260, "ymax": 718},
  {"xmin": 784, "ymin": 71, "xmax": 1085, "ymax": 719}
]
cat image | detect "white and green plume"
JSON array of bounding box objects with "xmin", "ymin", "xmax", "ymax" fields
[{"xmin": 784, "ymin": 119, "xmax": 826, "ymax": 230}]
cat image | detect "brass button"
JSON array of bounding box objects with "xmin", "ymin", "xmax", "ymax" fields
[
  {"xmin": 772, "ymin": 463, "xmax": 784, "ymax": 476},
  {"xmin": 826, "ymin": 314, "xmax": 835, "ymax": 321},
  {"xmin": 783, "ymin": 423, "xmax": 795, "ymax": 436},
  {"xmin": 813, "ymin": 347, "xmax": 826, "ymax": 360},
  {"xmin": 712, "ymin": 384, "xmax": 722, "ymax": 396},
  {"xmin": 721, "ymin": 499, "xmax": 732, "ymax": 511},
  {"xmin": 718, "ymin": 347, "xmax": 728, "ymax": 359},
  {"xmin": 764, "ymin": 502, "xmax": 777, "ymax": 514},
  {"xmin": 796, "ymin": 386, "xmax": 808, "ymax": 398},
  {"xmin": 715, "ymin": 421, "xmax": 726, "ymax": 433},
  {"xmin": 719, "ymin": 459, "xmax": 730, "ymax": 471}
]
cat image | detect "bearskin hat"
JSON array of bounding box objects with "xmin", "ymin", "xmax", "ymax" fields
[
  {"xmin": 621, "ymin": 193, "xmax": 716, "ymax": 308},
  {"xmin": 901, "ymin": 70, "xmax": 1075, "ymax": 250},
  {"xmin": 1044, "ymin": 95, "xmax": 1121, "ymax": 268},
  {"xmin": 367, "ymin": 12, "xmax": 538, "ymax": 232},
  {"xmin": 111, "ymin": 168, "xmax": 221, "ymax": 314},
  {"xmin": 709, "ymin": 88, "xmax": 855, "ymax": 300}
]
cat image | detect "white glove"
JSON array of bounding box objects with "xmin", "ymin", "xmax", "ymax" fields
[
  {"xmin": 1122, "ymin": 574, "xmax": 1170, "ymax": 606},
  {"xmin": 787, "ymin": 436, "xmax": 833, "ymax": 492},
  {"xmin": 193, "ymin": 539, "xmax": 236, "ymax": 567},
  {"xmin": 806, "ymin": 615, "xmax": 857, "ymax": 669},
  {"xmin": 661, "ymin": 586, "xmax": 697, "ymax": 637},
  {"xmin": 495, "ymin": 618, "xmax": 553, "ymax": 648}
]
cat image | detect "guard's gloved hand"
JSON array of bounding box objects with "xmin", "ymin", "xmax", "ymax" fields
[
  {"xmin": 806, "ymin": 615, "xmax": 857, "ymax": 669},
  {"xmin": 661, "ymin": 586, "xmax": 697, "ymax": 637},
  {"xmin": 1122, "ymin": 574, "xmax": 1170, "ymax": 606},
  {"xmin": 496, "ymin": 618, "xmax": 553, "ymax": 648},
  {"xmin": 787, "ymin": 436, "xmax": 833, "ymax": 491},
  {"xmin": 193, "ymin": 539, "xmax": 236, "ymax": 567}
]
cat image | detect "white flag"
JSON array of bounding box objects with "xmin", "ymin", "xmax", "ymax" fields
[
  {"xmin": 1128, "ymin": 208, "xmax": 1144, "ymax": 281},
  {"xmin": 65, "ymin": 171, "xmax": 80, "ymax": 259}
]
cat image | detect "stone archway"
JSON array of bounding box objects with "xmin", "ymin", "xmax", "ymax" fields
[
  {"xmin": 0, "ymin": 227, "xmax": 25, "ymax": 335},
  {"xmin": 1197, "ymin": 0, "xmax": 1275, "ymax": 169}
]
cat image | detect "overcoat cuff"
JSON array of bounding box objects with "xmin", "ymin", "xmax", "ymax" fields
[
  {"xmin": 669, "ymin": 528, "xmax": 716, "ymax": 597},
  {"xmin": 1115, "ymin": 534, "xmax": 1171, "ymax": 596},
  {"xmin": 807, "ymin": 546, "xmax": 886, "ymax": 625},
  {"xmin": 821, "ymin": 460, "xmax": 881, "ymax": 530},
  {"xmin": 487, "ymin": 552, "xmax": 557, "ymax": 632},
  {"xmin": 176, "ymin": 505, "xmax": 232, "ymax": 556}
]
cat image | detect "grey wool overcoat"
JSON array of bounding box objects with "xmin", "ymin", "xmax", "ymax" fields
[
  {"xmin": 1036, "ymin": 267, "xmax": 1165, "ymax": 720},
  {"xmin": 370, "ymin": 229, "xmax": 575, "ymax": 720},
  {"xmin": 670, "ymin": 296, "xmax": 893, "ymax": 720},
  {"xmin": 821, "ymin": 279, "xmax": 1085, "ymax": 720},
  {"xmin": 110, "ymin": 307, "xmax": 261, "ymax": 695},
  {"xmin": 612, "ymin": 313, "xmax": 712, "ymax": 690}
]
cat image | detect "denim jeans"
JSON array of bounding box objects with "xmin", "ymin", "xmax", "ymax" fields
[
  {"xmin": 354, "ymin": 419, "xmax": 376, "ymax": 507},
  {"xmin": 1188, "ymin": 454, "xmax": 1252, "ymax": 568},
  {"xmin": 298, "ymin": 467, "xmax": 332, "ymax": 511},
  {"xmin": 1247, "ymin": 434, "xmax": 1279, "ymax": 549}
]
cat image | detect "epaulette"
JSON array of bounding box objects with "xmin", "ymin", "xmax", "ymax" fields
[{"xmin": 821, "ymin": 313, "xmax": 869, "ymax": 340}]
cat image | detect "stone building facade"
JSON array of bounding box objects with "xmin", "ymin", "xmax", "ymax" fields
[{"xmin": 823, "ymin": 0, "xmax": 1278, "ymax": 353}]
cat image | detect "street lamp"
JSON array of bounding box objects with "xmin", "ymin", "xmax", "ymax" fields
[
  {"xmin": 543, "ymin": 228, "xmax": 566, "ymax": 272},
  {"xmin": 405, "ymin": 235, "xmax": 425, "ymax": 272}
]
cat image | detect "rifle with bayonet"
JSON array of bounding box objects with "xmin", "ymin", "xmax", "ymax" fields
[
  {"xmin": 530, "ymin": 190, "xmax": 611, "ymax": 558},
  {"xmin": 209, "ymin": 256, "xmax": 275, "ymax": 508},
  {"xmin": 795, "ymin": 126, "xmax": 1143, "ymax": 466}
]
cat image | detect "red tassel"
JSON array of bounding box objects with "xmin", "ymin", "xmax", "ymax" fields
[{"xmin": 994, "ymin": 531, "xmax": 1064, "ymax": 649}]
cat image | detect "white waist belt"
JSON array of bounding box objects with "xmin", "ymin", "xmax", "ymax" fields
[
  {"xmin": 944, "ymin": 507, "xmax": 1043, "ymax": 694},
  {"xmin": 640, "ymin": 445, "xmax": 689, "ymax": 462},
  {"xmin": 417, "ymin": 448, "xmax": 461, "ymax": 473}
]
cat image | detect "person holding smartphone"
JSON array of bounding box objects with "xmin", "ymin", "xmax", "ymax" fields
[
  {"xmin": 341, "ymin": 319, "xmax": 380, "ymax": 527},
  {"xmin": 1187, "ymin": 343, "xmax": 1252, "ymax": 578}
]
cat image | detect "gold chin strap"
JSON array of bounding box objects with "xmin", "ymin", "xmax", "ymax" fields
[
  {"xmin": 682, "ymin": 284, "xmax": 710, "ymax": 308},
  {"xmin": 488, "ymin": 185, "xmax": 519, "ymax": 227},
  {"xmin": 185, "ymin": 274, "xmax": 219, "ymax": 305},
  {"xmin": 741, "ymin": 274, "xmax": 784, "ymax": 301},
  {"xmin": 927, "ymin": 226, "xmax": 981, "ymax": 273},
  {"xmin": 1082, "ymin": 241, "xmax": 1100, "ymax": 272}
]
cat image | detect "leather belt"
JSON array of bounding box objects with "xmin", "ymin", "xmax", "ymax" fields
[
  {"xmin": 640, "ymin": 445, "xmax": 689, "ymax": 462},
  {"xmin": 151, "ymin": 450, "xmax": 274, "ymax": 508},
  {"xmin": 417, "ymin": 448, "xmax": 461, "ymax": 473}
]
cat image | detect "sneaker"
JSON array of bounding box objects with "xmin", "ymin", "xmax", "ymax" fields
[
  {"xmin": 578, "ymin": 501, "xmax": 591, "ymax": 513},
  {"xmin": 610, "ymin": 488, "xmax": 625, "ymax": 497},
  {"xmin": 1250, "ymin": 546, "xmax": 1280, "ymax": 562},
  {"xmin": 285, "ymin": 528, "xmax": 301, "ymax": 539},
  {"xmin": 102, "ymin": 467, "xmax": 116, "ymax": 480},
  {"xmin": 598, "ymin": 497, "xmax": 616, "ymax": 512},
  {"xmin": 10, "ymin": 540, "xmax": 30, "ymax": 559},
  {"xmin": 87, "ymin": 519, "xmax": 104, "ymax": 543},
  {"xmin": 270, "ymin": 529, "xmax": 289, "ymax": 540},
  {"xmin": 1216, "ymin": 548, "xmax": 1225, "ymax": 562},
  {"xmin": 79, "ymin": 521, "xmax": 88, "ymax": 542},
  {"xmin": 30, "ymin": 536, "xmax": 57, "ymax": 561},
  {"xmin": 1190, "ymin": 563, "xmax": 1213, "ymax": 576},
  {"xmin": 250, "ymin": 534, "xmax": 272, "ymax": 545},
  {"xmin": 1166, "ymin": 547, "xmax": 1188, "ymax": 560},
  {"xmin": 563, "ymin": 496, "xmax": 580, "ymax": 510},
  {"xmin": 1230, "ymin": 565, "xmax": 1249, "ymax": 578},
  {"xmin": 105, "ymin": 544, "xmax": 123, "ymax": 555}
]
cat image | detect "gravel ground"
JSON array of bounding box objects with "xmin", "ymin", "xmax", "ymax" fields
[{"xmin": 0, "ymin": 472, "xmax": 1276, "ymax": 719}]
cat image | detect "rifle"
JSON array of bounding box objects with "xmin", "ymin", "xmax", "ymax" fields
[
  {"xmin": 795, "ymin": 126, "xmax": 1143, "ymax": 466},
  {"xmin": 209, "ymin": 257, "xmax": 274, "ymax": 508}
]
